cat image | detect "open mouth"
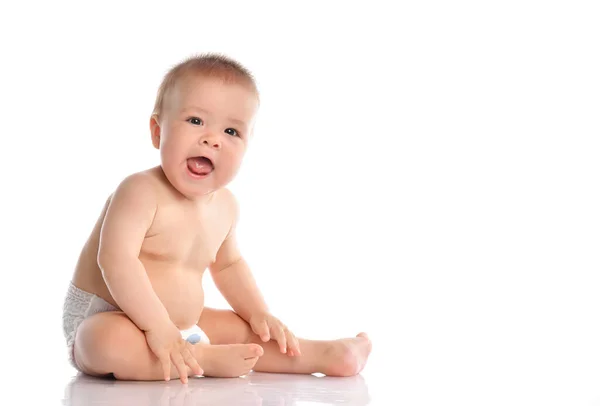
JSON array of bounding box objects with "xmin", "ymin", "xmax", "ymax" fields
[{"xmin": 187, "ymin": 156, "xmax": 214, "ymax": 176}]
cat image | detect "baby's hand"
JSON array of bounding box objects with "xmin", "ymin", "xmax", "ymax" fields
[
  {"xmin": 249, "ymin": 312, "xmax": 301, "ymax": 356},
  {"xmin": 144, "ymin": 323, "xmax": 203, "ymax": 383}
]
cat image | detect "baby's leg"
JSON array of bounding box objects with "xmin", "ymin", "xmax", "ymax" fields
[
  {"xmin": 199, "ymin": 308, "xmax": 372, "ymax": 376},
  {"xmin": 73, "ymin": 312, "xmax": 263, "ymax": 380}
]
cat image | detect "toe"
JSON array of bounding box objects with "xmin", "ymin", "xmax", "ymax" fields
[
  {"xmin": 248, "ymin": 344, "xmax": 264, "ymax": 357},
  {"xmin": 238, "ymin": 343, "xmax": 263, "ymax": 358}
]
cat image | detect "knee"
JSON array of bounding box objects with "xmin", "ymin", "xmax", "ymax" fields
[
  {"xmin": 74, "ymin": 312, "xmax": 140, "ymax": 375},
  {"xmin": 202, "ymin": 308, "xmax": 254, "ymax": 344},
  {"xmin": 228, "ymin": 311, "xmax": 255, "ymax": 344}
]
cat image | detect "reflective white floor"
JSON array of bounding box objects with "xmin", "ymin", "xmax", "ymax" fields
[
  {"xmin": 62, "ymin": 371, "xmax": 372, "ymax": 406},
  {"xmin": 11, "ymin": 332, "xmax": 600, "ymax": 406}
]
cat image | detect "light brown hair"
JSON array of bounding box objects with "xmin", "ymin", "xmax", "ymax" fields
[{"xmin": 152, "ymin": 53, "xmax": 259, "ymax": 119}]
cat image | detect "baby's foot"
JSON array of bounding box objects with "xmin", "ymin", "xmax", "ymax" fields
[
  {"xmin": 195, "ymin": 343, "xmax": 263, "ymax": 378},
  {"xmin": 322, "ymin": 333, "xmax": 372, "ymax": 377}
]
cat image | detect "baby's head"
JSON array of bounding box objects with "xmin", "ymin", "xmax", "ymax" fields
[{"xmin": 150, "ymin": 53, "xmax": 259, "ymax": 199}]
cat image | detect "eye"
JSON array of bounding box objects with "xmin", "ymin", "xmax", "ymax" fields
[
  {"xmin": 187, "ymin": 117, "xmax": 203, "ymax": 126},
  {"xmin": 225, "ymin": 128, "xmax": 240, "ymax": 137}
]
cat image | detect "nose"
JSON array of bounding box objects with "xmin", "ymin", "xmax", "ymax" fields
[{"xmin": 200, "ymin": 132, "xmax": 221, "ymax": 149}]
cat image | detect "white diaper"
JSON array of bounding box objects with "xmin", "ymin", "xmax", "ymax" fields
[{"xmin": 62, "ymin": 282, "xmax": 209, "ymax": 372}]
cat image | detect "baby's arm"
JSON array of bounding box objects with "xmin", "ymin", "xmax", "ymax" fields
[
  {"xmin": 98, "ymin": 174, "xmax": 202, "ymax": 381},
  {"xmin": 208, "ymin": 191, "xmax": 268, "ymax": 322},
  {"xmin": 209, "ymin": 191, "xmax": 300, "ymax": 355},
  {"xmin": 98, "ymin": 174, "xmax": 171, "ymax": 330},
  {"xmin": 210, "ymin": 242, "xmax": 269, "ymax": 321}
]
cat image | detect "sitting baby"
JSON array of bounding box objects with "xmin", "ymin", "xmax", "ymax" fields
[{"xmin": 62, "ymin": 53, "xmax": 372, "ymax": 383}]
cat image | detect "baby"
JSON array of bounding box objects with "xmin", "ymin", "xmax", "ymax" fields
[{"xmin": 62, "ymin": 53, "xmax": 372, "ymax": 383}]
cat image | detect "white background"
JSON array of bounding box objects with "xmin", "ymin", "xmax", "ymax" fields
[{"xmin": 1, "ymin": 1, "xmax": 599, "ymax": 405}]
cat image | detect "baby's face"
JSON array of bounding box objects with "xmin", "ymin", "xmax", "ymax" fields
[{"xmin": 151, "ymin": 75, "xmax": 258, "ymax": 199}]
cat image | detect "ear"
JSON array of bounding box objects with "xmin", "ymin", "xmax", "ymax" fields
[{"xmin": 150, "ymin": 114, "xmax": 161, "ymax": 149}]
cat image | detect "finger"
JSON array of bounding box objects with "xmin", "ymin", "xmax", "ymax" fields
[
  {"xmin": 159, "ymin": 353, "xmax": 171, "ymax": 381},
  {"xmin": 291, "ymin": 333, "xmax": 301, "ymax": 356},
  {"xmin": 286, "ymin": 331, "xmax": 300, "ymax": 356},
  {"xmin": 171, "ymin": 351, "xmax": 188, "ymax": 384},
  {"xmin": 184, "ymin": 345, "xmax": 203, "ymax": 376},
  {"xmin": 273, "ymin": 326, "xmax": 287, "ymax": 353},
  {"xmin": 293, "ymin": 336, "xmax": 301, "ymax": 356},
  {"xmin": 186, "ymin": 348, "xmax": 203, "ymax": 376},
  {"xmin": 257, "ymin": 321, "xmax": 270, "ymax": 342},
  {"xmin": 283, "ymin": 330, "xmax": 293, "ymax": 356}
]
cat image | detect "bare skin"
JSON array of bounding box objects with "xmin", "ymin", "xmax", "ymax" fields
[
  {"xmin": 199, "ymin": 308, "xmax": 372, "ymax": 376},
  {"xmin": 71, "ymin": 167, "xmax": 371, "ymax": 381},
  {"xmin": 69, "ymin": 73, "xmax": 372, "ymax": 382},
  {"xmin": 72, "ymin": 167, "xmax": 264, "ymax": 380}
]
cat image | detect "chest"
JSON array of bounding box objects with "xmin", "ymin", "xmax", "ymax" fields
[{"xmin": 141, "ymin": 204, "xmax": 230, "ymax": 266}]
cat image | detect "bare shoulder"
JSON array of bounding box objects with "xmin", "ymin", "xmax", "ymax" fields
[
  {"xmin": 107, "ymin": 168, "xmax": 162, "ymax": 212},
  {"xmin": 216, "ymin": 187, "xmax": 240, "ymax": 219}
]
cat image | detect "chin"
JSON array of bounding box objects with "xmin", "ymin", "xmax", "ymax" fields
[{"xmin": 182, "ymin": 182, "xmax": 218, "ymax": 198}]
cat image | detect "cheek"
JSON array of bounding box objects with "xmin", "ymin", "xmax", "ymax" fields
[
  {"xmin": 231, "ymin": 148, "xmax": 245, "ymax": 166},
  {"xmin": 161, "ymin": 143, "xmax": 187, "ymax": 168},
  {"xmin": 164, "ymin": 136, "xmax": 189, "ymax": 153},
  {"xmin": 225, "ymin": 141, "xmax": 244, "ymax": 160}
]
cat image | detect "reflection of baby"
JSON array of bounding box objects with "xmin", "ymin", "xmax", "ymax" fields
[
  {"xmin": 64, "ymin": 372, "xmax": 371, "ymax": 406},
  {"xmin": 62, "ymin": 53, "xmax": 371, "ymax": 383},
  {"xmin": 64, "ymin": 375, "xmax": 263, "ymax": 406}
]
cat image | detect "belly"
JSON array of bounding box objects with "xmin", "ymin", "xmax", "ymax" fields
[{"xmin": 144, "ymin": 261, "xmax": 206, "ymax": 330}]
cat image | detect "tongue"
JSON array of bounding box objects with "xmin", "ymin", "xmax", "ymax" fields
[{"xmin": 187, "ymin": 157, "xmax": 213, "ymax": 175}]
